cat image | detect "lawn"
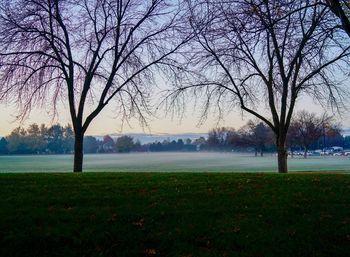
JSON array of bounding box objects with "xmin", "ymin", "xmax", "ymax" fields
[
  {"xmin": 1, "ymin": 152, "xmax": 350, "ymax": 173},
  {"xmin": 1, "ymin": 173, "xmax": 350, "ymax": 257}
]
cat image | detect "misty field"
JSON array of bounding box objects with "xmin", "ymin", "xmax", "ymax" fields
[{"xmin": 0, "ymin": 152, "xmax": 350, "ymax": 173}]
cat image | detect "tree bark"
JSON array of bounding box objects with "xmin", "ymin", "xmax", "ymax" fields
[
  {"xmin": 277, "ymin": 137, "xmax": 288, "ymax": 173},
  {"xmin": 326, "ymin": 0, "xmax": 350, "ymax": 38},
  {"xmin": 73, "ymin": 131, "xmax": 84, "ymax": 172}
]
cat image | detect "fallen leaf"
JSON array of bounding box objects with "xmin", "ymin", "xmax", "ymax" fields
[
  {"xmin": 110, "ymin": 213, "xmax": 117, "ymax": 222},
  {"xmin": 145, "ymin": 248, "xmax": 157, "ymax": 255},
  {"xmin": 133, "ymin": 218, "xmax": 145, "ymax": 227},
  {"xmin": 233, "ymin": 226, "xmax": 240, "ymax": 233}
]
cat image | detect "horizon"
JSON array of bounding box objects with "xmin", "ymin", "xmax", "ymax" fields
[
  {"xmin": 1, "ymin": 93, "xmax": 350, "ymax": 137},
  {"xmin": 2, "ymin": 126, "xmax": 350, "ymax": 142}
]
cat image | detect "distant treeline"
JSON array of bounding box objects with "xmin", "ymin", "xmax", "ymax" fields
[
  {"xmin": 0, "ymin": 124, "xmax": 142, "ymax": 155},
  {"xmin": 203, "ymin": 112, "xmax": 347, "ymax": 157},
  {"xmin": 0, "ymin": 124, "xmax": 74, "ymax": 155},
  {"xmin": 0, "ymin": 111, "xmax": 348, "ymax": 155},
  {"xmin": 0, "ymin": 124, "xmax": 199, "ymax": 154},
  {"xmin": 205, "ymin": 123, "xmax": 346, "ymax": 156}
]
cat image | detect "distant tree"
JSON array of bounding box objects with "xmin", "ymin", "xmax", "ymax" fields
[
  {"xmin": 207, "ymin": 127, "xmax": 230, "ymax": 149},
  {"xmin": 62, "ymin": 125, "xmax": 74, "ymax": 154},
  {"xmin": 289, "ymin": 112, "xmax": 326, "ymax": 158},
  {"xmin": 148, "ymin": 138, "xmax": 196, "ymax": 152},
  {"xmin": 193, "ymin": 137, "xmax": 206, "ymax": 145},
  {"xmin": 103, "ymin": 135, "xmax": 114, "ymax": 145},
  {"xmin": 150, "ymin": 142, "xmax": 163, "ymax": 152},
  {"xmin": 133, "ymin": 140, "xmax": 142, "ymax": 152},
  {"xmin": 102, "ymin": 135, "xmax": 115, "ymax": 153},
  {"xmin": 343, "ymin": 136, "xmax": 350, "ymax": 149},
  {"xmin": 235, "ymin": 127, "xmax": 252, "ymax": 150},
  {"xmin": 323, "ymin": 122, "xmax": 343, "ymax": 148},
  {"xmin": 47, "ymin": 125, "xmax": 65, "ymax": 154},
  {"xmin": 225, "ymin": 129, "xmax": 239, "ymax": 147},
  {"xmin": 169, "ymin": 140, "xmax": 178, "ymax": 151},
  {"xmin": 0, "ymin": 138, "xmax": 8, "ymax": 154},
  {"xmin": 207, "ymin": 127, "xmax": 241, "ymax": 151},
  {"xmin": 26, "ymin": 124, "xmax": 47, "ymax": 154},
  {"xmin": 6, "ymin": 127, "xmax": 30, "ymax": 154},
  {"xmin": 177, "ymin": 139, "xmax": 185, "ymax": 150},
  {"xmin": 207, "ymin": 130, "xmax": 220, "ymax": 148},
  {"xmin": 240, "ymin": 121, "xmax": 274, "ymax": 157},
  {"xmin": 115, "ymin": 136, "xmax": 134, "ymax": 153},
  {"xmin": 183, "ymin": 139, "xmax": 197, "ymax": 151},
  {"xmin": 162, "ymin": 140, "xmax": 170, "ymax": 146},
  {"xmin": 84, "ymin": 136, "xmax": 99, "ymax": 154},
  {"xmin": 287, "ymin": 122, "xmax": 301, "ymax": 158},
  {"xmin": 185, "ymin": 138, "xmax": 192, "ymax": 145}
]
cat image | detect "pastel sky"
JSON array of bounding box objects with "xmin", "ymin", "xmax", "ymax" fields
[{"xmin": 1, "ymin": 94, "xmax": 349, "ymax": 137}]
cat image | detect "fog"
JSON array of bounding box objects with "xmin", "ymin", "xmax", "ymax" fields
[{"xmin": 0, "ymin": 152, "xmax": 350, "ymax": 173}]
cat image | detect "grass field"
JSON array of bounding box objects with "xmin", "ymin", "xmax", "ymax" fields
[
  {"xmin": 1, "ymin": 152, "xmax": 350, "ymax": 173},
  {"xmin": 1, "ymin": 172, "xmax": 350, "ymax": 257}
]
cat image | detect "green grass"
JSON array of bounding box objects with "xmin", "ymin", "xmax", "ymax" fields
[
  {"xmin": 1, "ymin": 172, "xmax": 350, "ymax": 257},
  {"xmin": 1, "ymin": 152, "xmax": 350, "ymax": 173}
]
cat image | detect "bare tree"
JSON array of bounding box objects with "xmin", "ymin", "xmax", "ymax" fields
[
  {"xmin": 207, "ymin": 127, "xmax": 228, "ymax": 148},
  {"xmin": 0, "ymin": 0, "xmax": 188, "ymax": 172},
  {"xmin": 168, "ymin": 0, "xmax": 350, "ymax": 173},
  {"xmin": 207, "ymin": 127, "xmax": 238, "ymax": 150},
  {"xmin": 289, "ymin": 111, "xmax": 329, "ymax": 159},
  {"xmin": 245, "ymin": 120, "xmax": 274, "ymax": 157},
  {"xmin": 322, "ymin": 117, "xmax": 343, "ymax": 149},
  {"xmin": 286, "ymin": 120, "xmax": 300, "ymax": 158}
]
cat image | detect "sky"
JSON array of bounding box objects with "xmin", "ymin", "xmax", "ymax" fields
[
  {"xmin": 1, "ymin": 2, "xmax": 350, "ymax": 138},
  {"xmin": 1, "ymin": 94, "xmax": 350, "ymax": 137},
  {"xmin": 0, "ymin": 101, "xmax": 248, "ymax": 136}
]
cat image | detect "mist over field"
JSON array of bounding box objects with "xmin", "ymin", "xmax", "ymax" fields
[
  {"xmin": 1, "ymin": 152, "xmax": 350, "ymax": 173},
  {"xmin": 106, "ymin": 133, "xmax": 208, "ymax": 144}
]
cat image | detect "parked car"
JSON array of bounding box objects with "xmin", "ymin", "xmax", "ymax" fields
[
  {"xmin": 333, "ymin": 152, "xmax": 344, "ymax": 156},
  {"xmin": 307, "ymin": 151, "xmax": 317, "ymax": 156},
  {"xmin": 293, "ymin": 151, "xmax": 303, "ymax": 156}
]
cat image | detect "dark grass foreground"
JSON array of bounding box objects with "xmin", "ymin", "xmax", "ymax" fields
[{"xmin": 1, "ymin": 173, "xmax": 350, "ymax": 257}]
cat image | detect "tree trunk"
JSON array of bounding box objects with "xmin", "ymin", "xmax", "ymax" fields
[
  {"xmin": 277, "ymin": 138, "xmax": 288, "ymax": 173},
  {"xmin": 277, "ymin": 148, "xmax": 288, "ymax": 173},
  {"xmin": 74, "ymin": 131, "xmax": 84, "ymax": 172},
  {"xmin": 303, "ymin": 146, "xmax": 307, "ymax": 159},
  {"xmin": 260, "ymin": 150, "xmax": 263, "ymax": 157}
]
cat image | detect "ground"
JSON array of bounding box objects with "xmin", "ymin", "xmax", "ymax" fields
[
  {"xmin": 1, "ymin": 172, "xmax": 350, "ymax": 257},
  {"xmin": 1, "ymin": 152, "xmax": 350, "ymax": 173}
]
